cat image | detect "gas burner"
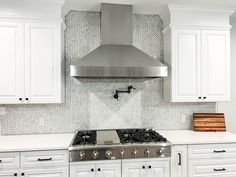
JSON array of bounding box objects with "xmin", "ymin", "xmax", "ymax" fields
[
  {"xmin": 116, "ymin": 129, "xmax": 167, "ymax": 144},
  {"xmin": 72, "ymin": 130, "xmax": 96, "ymax": 145}
]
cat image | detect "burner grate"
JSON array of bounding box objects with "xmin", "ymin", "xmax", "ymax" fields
[
  {"xmin": 72, "ymin": 130, "xmax": 97, "ymax": 145},
  {"xmin": 116, "ymin": 129, "xmax": 167, "ymax": 144}
]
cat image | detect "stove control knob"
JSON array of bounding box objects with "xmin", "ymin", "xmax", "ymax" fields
[
  {"xmin": 157, "ymin": 148, "xmax": 164, "ymax": 156},
  {"xmin": 79, "ymin": 151, "xmax": 85, "ymax": 160},
  {"xmin": 131, "ymin": 149, "xmax": 138, "ymax": 157},
  {"xmin": 92, "ymin": 150, "xmax": 99, "ymax": 160},
  {"xmin": 119, "ymin": 149, "xmax": 125, "ymax": 158},
  {"xmin": 144, "ymin": 149, "xmax": 150, "ymax": 157},
  {"xmin": 105, "ymin": 150, "xmax": 112, "ymax": 159}
]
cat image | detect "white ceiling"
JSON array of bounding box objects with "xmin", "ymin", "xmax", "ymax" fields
[{"xmin": 66, "ymin": 0, "xmax": 236, "ymax": 15}]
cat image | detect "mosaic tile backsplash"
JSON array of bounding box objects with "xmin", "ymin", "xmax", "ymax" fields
[{"xmin": 0, "ymin": 11, "xmax": 216, "ymax": 135}]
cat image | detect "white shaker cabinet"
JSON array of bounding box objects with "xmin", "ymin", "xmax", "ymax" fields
[
  {"xmin": 0, "ymin": 171, "xmax": 19, "ymax": 177},
  {"xmin": 164, "ymin": 29, "xmax": 201, "ymax": 102},
  {"xmin": 0, "ymin": 21, "xmax": 23, "ymax": 103},
  {"xmin": 70, "ymin": 160, "xmax": 121, "ymax": 177},
  {"xmin": 163, "ymin": 28, "xmax": 230, "ymax": 102},
  {"xmin": 25, "ymin": 22, "xmax": 63, "ymax": 103},
  {"xmin": 202, "ymin": 30, "xmax": 230, "ymax": 102},
  {"xmin": 0, "ymin": 19, "xmax": 64, "ymax": 104},
  {"xmin": 122, "ymin": 161, "xmax": 146, "ymax": 177},
  {"xmin": 171, "ymin": 146, "xmax": 187, "ymax": 177},
  {"xmin": 23, "ymin": 168, "xmax": 68, "ymax": 177},
  {"xmin": 70, "ymin": 164, "xmax": 96, "ymax": 177},
  {"xmin": 162, "ymin": 5, "xmax": 232, "ymax": 102},
  {"xmin": 122, "ymin": 159, "xmax": 170, "ymax": 177}
]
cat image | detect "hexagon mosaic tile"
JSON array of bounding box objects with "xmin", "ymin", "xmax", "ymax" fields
[{"xmin": 0, "ymin": 11, "xmax": 216, "ymax": 135}]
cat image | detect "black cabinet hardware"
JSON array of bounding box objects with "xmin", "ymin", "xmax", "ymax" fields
[
  {"xmin": 91, "ymin": 169, "xmax": 94, "ymax": 172},
  {"xmin": 114, "ymin": 86, "xmax": 135, "ymax": 100},
  {"xmin": 214, "ymin": 168, "xmax": 226, "ymax": 172},
  {"xmin": 14, "ymin": 173, "xmax": 17, "ymax": 176},
  {"xmin": 98, "ymin": 168, "xmax": 101, "ymax": 171},
  {"xmin": 178, "ymin": 153, "xmax": 182, "ymax": 166},
  {"xmin": 21, "ymin": 173, "xmax": 24, "ymax": 176},
  {"xmin": 148, "ymin": 165, "xmax": 152, "ymax": 169},
  {"xmin": 198, "ymin": 97, "xmax": 202, "ymax": 99},
  {"xmin": 142, "ymin": 166, "xmax": 145, "ymax": 169},
  {"xmin": 25, "ymin": 98, "xmax": 29, "ymax": 101},
  {"xmin": 0, "ymin": 160, "xmax": 2, "ymax": 163},
  {"xmin": 19, "ymin": 98, "xmax": 22, "ymax": 101},
  {"xmin": 203, "ymin": 97, "xmax": 206, "ymax": 99},
  {"xmin": 213, "ymin": 150, "xmax": 226, "ymax": 153},
  {"xmin": 38, "ymin": 157, "xmax": 52, "ymax": 161}
]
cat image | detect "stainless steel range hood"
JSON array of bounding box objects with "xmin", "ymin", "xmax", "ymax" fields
[{"xmin": 70, "ymin": 3, "xmax": 168, "ymax": 78}]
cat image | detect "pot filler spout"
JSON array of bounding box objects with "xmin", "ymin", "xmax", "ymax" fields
[{"xmin": 70, "ymin": 3, "xmax": 168, "ymax": 78}]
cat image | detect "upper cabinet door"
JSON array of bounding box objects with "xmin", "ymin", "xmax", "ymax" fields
[
  {"xmin": 202, "ymin": 30, "xmax": 230, "ymax": 102},
  {"xmin": 25, "ymin": 22, "xmax": 62, "ymax": 103},
  {"xmin": 0, "ymin": 21, "xmax": 23, "ymax": 103},
  {"xmin": 172, "ymin": 29, "xmax": 201, "ymax": 102}
]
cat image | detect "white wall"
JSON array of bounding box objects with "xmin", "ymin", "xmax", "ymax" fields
[{"xmin": 218, "ymin": 17, "xmax": 236, "ymax": 133}]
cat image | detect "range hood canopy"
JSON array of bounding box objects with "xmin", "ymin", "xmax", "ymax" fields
[{"xmin": 70, "ymin": 3, "xmax": 168, "ymax": 78}]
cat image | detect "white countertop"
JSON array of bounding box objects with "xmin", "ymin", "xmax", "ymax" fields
[
  {"xmin": 0, "ymin": 130, "xmax": 236, "ymax": 152},
  {"xmin": 0, "ymin": 133, "xmax": 74, "ymax": 152},
  {"xmin": 159, "ymin": 130, "xmax": 236, "ymax": 145}
]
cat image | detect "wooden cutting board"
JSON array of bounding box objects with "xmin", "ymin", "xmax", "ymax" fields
[{"xmin": 193, "ymin": 113, "xmax": 226, "ymax": 132}]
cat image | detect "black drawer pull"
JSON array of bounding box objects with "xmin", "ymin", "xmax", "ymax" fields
[
  {"xmin": 142, "ymin": 166, "xmax": 145, "ymax": 169},
  {"xmin": 91, "ymin": 169, "xmax": 94, "ymax": 172},
  {"xmin": 213, "ymin": 150, "xmax": 226, "ymax": 153},
  {"xmin": 14, "ymin": 173, "xmax": 17, "ymax": 176},
  {"xmin": 214, "ymin": 168, "xmax": 226, "ymax": 172},
  {"xmin": 38, "ymin": 157, "xmax": 52, "ymax": 161},
  {"xmin": 0, "ymin": 160, "xmax": 2, "ymax": 163},
  {"xmin": 178, "ymin": 153, "xmax": 182, "ymax": 166},
  {"xmin": 98, "ymin": 168, "xmax": 101, "ymax": 171},
  {"xmin": 21, "ymin": 173, "xmax": 25, "ymax": 176},
  {"xmin": 148, "ymin": 165, "xmax": 152, "ymax": 169}
]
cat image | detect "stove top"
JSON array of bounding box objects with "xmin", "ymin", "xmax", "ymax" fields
[{"xmin": 69, "ymin": 129, "xmax": 171, "ymax": 162}]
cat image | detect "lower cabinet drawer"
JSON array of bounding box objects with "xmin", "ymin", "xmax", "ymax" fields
[
  {"xmin": 189, "ymin": 159, "xmax": 236, "ymax": 177},
  {"xmin": 20, "ymin": 150, "xmax": 68, "ymax": 168},
  {"xmin": 0, "ymin": 152, "xmax": 19, "ymax": 169},
  {"xmin": 188, "ymin": 143, "xmax": 236, "ymax": 159}
]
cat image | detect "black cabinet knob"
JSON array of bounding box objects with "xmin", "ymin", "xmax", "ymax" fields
[
  {"xmin": 198, "ymin": 97, "xmax": 202, "ymax": 99},
  {"xmin": 26, "ymin": 98, "xmax": 29, "ymax": 101},
  {"xmin": 14, "ymin": 173, "xmax": 17, "ymax": 176},
  {"xmin": 142, "ymin": 166, "xmax": 145, "ymax": 169},
  {"xmin": 98, "ymin": 168, "xmax": 101, "ymax": 171},
  {"xmin": 203, "ymin": 97, "xmax": 206, "ymax": 99},
  {"xmin": 21, "ymin": 173, "xmax": 25, "ymax": 176},
  {"xmin": 148, "ymin": 165, "xmax": 152, "ymax": 169},
  {"xmin": 19, "ymin": 98, "xmax": 22, "ymax": 101},
  {"xmin": 91, "ymin": 169, "xmax": 94, "ymax": 172}
]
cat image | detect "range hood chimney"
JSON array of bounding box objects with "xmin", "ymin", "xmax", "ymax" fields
[{"xmin": 70, "ymin": 3, "xmax": 168, "ymax": 78}]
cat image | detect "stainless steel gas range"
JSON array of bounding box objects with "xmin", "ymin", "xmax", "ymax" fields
[{"xmin": 69, "ymin": 129, "xmax": 171, "ymax": 162}]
